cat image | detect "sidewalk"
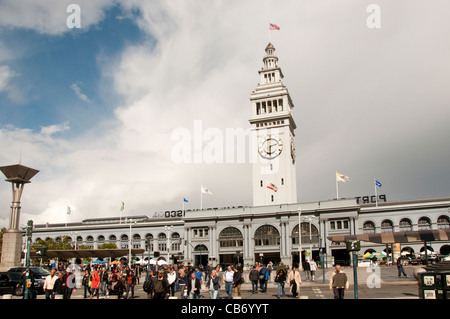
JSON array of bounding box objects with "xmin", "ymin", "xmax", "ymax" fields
[{"xmin": 239, "ymin": 265, "xmax": 420, "ymax": 289}]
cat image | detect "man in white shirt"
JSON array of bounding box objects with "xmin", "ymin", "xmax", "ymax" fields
[
  {"xmin": 309, "ymin": 259, "xmax": 318, "ymax": 282},
  {"xmin": 43, "ymin": 269, "xmax": 58, "ymax": 299},
  {"xmin": 223, "ymin": 265, "xmax": 234, "ymax": 299}
]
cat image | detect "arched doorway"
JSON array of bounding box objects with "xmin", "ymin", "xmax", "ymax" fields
[
  {"xmin": 194, "ymin": 244, "xmax": 208, "ymax": 268},
  {"xmin": 254, "ymin": 225, "xmax": 280, "ymax": 265},
  {"xmin": 218, "ymin": 227, "xmax": 243, "ymax": 266}
]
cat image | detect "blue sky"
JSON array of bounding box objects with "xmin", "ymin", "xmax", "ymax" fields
[
  {"xmin": 0, "ymin": 1, "xmax": 449, "ymax": 226},
  {"xmin": 0, "ymin": 4, "xmax": 149, "ymax": 137}
]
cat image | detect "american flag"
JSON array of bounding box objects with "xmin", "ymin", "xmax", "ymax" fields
[{"xmin": 269, "ymin": 23, "xmax": 280, "ymax": 30}]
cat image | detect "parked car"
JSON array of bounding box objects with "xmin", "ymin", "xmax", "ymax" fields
[
  {"xmin": 0, "ymin": 272, "xmax": 23, "ymax": 295},
  {"xmin": 7, "ymin": 267, "xmax": 51, "ymax": 295}
]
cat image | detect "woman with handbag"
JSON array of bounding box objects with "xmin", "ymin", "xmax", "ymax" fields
[{"xmin": 287, "ymin": 265, "xmax": 302, "ymax": 298}]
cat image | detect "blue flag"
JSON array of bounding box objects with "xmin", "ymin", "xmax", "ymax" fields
[
  {"xmin": 375, "ymin": 180, "xmax": 382, "ymax": 187},
  {"xmin": 183, "ymin": 198, "xmax": 189, "ymax": 203}
]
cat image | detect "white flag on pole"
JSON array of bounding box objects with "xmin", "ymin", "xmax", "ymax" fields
[
  {"xmin": 336, "ymin": 172, "xmax": 350, "ymax": 183},
  {"xmin": 201, "ymin": 185, "xmax": 213, "ymax": 195}
]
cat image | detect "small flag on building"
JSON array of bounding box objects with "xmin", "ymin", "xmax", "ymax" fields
[
  {"xmin": 201, "ymin": 185, "xmax": 213, "ymax": 195},
  {"xmin": 120, "ymin": 202, "xmax": 125, "ymax": 211},
  {"xmin": 336, "ymin": 172, "xmax": 350, "ymax": 183},
  {"xmin": 183, "ymin": 197, "xmax": 189, "ymax": 203},
  {"xmin": 67, "ymin": 206, "xmax": 71, "ymax": 215},
  {"xmin": 269, "ymin": 23, "xmax": 280, "ymax": 30},
  {"xmin": 375, "ymin": 180, "xmax": 382, "ymax": 187},
  {"xmin": 267, "ymin": 183, "xmax": 278, "ymax": 192}
]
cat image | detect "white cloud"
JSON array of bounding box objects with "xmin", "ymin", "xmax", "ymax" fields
[
  {"xmin": 0, "ymin": 65, "xmax": 16, "ymax": 92},
  {"xmin": 70, "ymin": 82, "xmax": 90, "ymax": 102},
  {"xmin": 1, "ymin": 1, "xmax": 450, "ymax": 227}
]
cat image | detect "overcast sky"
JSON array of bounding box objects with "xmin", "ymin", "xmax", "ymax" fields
[{"xmin": 0, "ymin": 0, "xmax": 449, "ymax": 227}]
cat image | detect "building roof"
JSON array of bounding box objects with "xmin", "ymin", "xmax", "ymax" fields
[{"xmin": 30, "ymin": 248, "xmax": 145, "ymax": 259}]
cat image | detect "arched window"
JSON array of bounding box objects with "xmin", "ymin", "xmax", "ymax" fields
[
  {"xmin": 437, "ymin": 215, "xmax": 450, "ymax": 229},
  {"xmin": 98, "ymin": 235, "xmax": 105, "ymax": 243},
  {"xmin": 292, "ymin": 223, "xmax": 319, "ymax": 245},
  {"xmin": 121, "ymin": 235, "xmax": 128, "ymax": 249},
  {"xmin": 254, "ymin": 225, "xmax": 280, "ymax": 246},
  {"xmin": 194, "ymin": 244, "xmax": 208, "ymax": 252},
  {"xmin": 171, "ymin": 232, "xmax": 181, "ymax": 251},
  {"xmin": 219, "ymin": 227, "xmax": 243, "ymax": 248},
  {"xmin": 418, "ymin": 217, "xmax": 431, "ymax": 230},
  {"xmin": 363, "ymin": 221, "xmax": 376, "ymax": 234},
  {"xmin": 109, "ymin": 235, "xmax": 117, "ymax": 244},
  {"xmin": 381, "ymin": 220, "xmax": 394, "ymax": 233},
  {"xmin": 145, "ymin": 234, "xmax": 153, "ymax": 251},
  {"xmin": 399, "ymin": 219, "xmax": 413, "ymax": 231}
]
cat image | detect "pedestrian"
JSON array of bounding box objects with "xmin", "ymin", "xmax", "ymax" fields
[
  {"xmin": 124, "ymin": 269, "xmax": 136, "ymax": 299},
  {"xmin": 43, "ymin": 269, "xmax": 58, "ymax": 299},
  {"xmin": 303, "ymin": 259, "xmax": 311, "ymax": 281},
  {"xmin": 397, "ymin": 258, "xmax": 407, "ymax": 277},
  {"xmin": 82, "ymin": 270, "xmax": 91, "ymax": 298},
  {"xmin": 310, "ymin": 259, "xmax": 317, "ymax": 282},
  {"xmin": 329, "ymin": 264, "xmax": 349, "ymax": 299},
  {"xmin": 233, "ymin": 267, "xmax": 243, "ymax": 298},
  {"xmin": 109, "ymin": 274, "xmax": 124, "ymax": 299},
  {"xmin": 143, "ymin": 270, "xmax": 156, "ymax": 299},
  {"xmin": 249, "ymin": 265, "xmax": 259, "ymax": 293},
  {"xmin": 193, "ymin": 267, "xmax": 204, "ymax": 287},
  {"xmin": 99, "ymin": 266, "xmax": 109, "ymax": 298},
  {"xmin": 258, "ymin": 264, "xmax": 269, "ymax": 293},
  {"xmin": 178, "ymin": 267, "xmax": 188, "ymax": 299},
  {"xmin": 187, "ymin": 271, "xmax": 201, "ymax": 299},
  {"xmin": 207, "ymin": 270, "xmax": 221, "ymax": 299},
  {"xmin": 53, "ymin": 272, "xmax": 65, "ymax": 298},
  {"xmin": 153, "ymin": 272, "xmax": 169, "ymax": 299},
  {"xmin": 90, "ymin": 270, "xmax": 100, "ymax": 299},
  {"xmin": 167, "ymin": 266, "xmax": 177, "ymax": 297},
  {"xmin": 287, "ymin": 265, "xmax": 302, "ymax": 298},
  {"xmin": 223, "ymin": 265, "xmax": 234, "ymax": 299},
  {"xmin": 275, "ymin": 268, "xmax": 286, "ymax": 298},
  {"xmin": 64, "ymin": 269, "xmax": 76, "ymax": 299}
]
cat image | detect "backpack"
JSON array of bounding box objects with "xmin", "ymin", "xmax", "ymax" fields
[
  {"xmin": 154, "ymin": 280, "xmax": 165, "ymax": 294},
  {"xmin": 143, "ymin": 278, "xmax": 153, "ymax": 293}
]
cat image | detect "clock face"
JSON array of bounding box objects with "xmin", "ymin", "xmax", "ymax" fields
[{"xmin": 258, "ymin": 135, "xmax": 283, "ymax": 159}]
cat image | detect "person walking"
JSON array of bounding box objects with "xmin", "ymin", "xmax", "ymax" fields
[
  {"xmin": 397, "ymin": 258, "xmax": 407, "ymax": 277},
  {"xmin": 258, "ymin": 264, "xmax": 269, "ymax": 293},
  {"xmin": 329, "ymin": 264, "xmax": 349, "ymax": 299},
  {"xmin": 187, "ymin": 271, "xmax": 201, "ymax": 299},
  {"xmin": 99, "ymin": 266, "xmax": 109, "ymax": 298},
  {"xmin": 90, "ymin": 270, "xmax": 100, "ymax": 299},
  {"xmin": 43, "ymin": 269, "xmax": 58, "ymax": 299},
  {"xmin": 124, "ymin": 269, "xmax": 136, "ymax": 299},
  {"xmin": 275, "ymin": 269, "xmax": 287, "ymax": 298},
  {"xmin": 310, "ymin": 259, "xmax": 317, "ymax": 282},
  {"xmin": 233, "ymin": 267, "xmax": 243, "ymax": 298},
  {"xmin": 82, "ymin": 270, "xmax": 91, "ymax": 298},
  {"xmin": 178, "ymin": 267, "xmax": 188, "ymax": 299},
  {"xmin": 287, "ymin": 266, "xmax": 302, "ymax": 298},
  {"xmin": 167, "ymin": 266, "xmax": 177, "ymax": 297},
  {"xmin": 53, "ymin": 272, "xmax": 65, "ymax": 298},
  {"xmin": 223, "ymin": 265, "xmax": 234, "ymax": 299},
  {"xmin": 207, "ymin": 270, "xmax": 221, "ymax": 299},
  {"xmin": 303, "ymin": 259, "xmax": 311, "ymax": 281},
  {"xmin": 249, "ymin": 265, "xmax": 259, "ymax": 293}
]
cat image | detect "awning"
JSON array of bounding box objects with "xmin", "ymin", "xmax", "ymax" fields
[
  {"xmin": 30, "ymin": 248, "xmax": 145, "ymax": 259},
  {"xmin": 327, "ymin": 228, "xmax": 450, "ymax": 244}
]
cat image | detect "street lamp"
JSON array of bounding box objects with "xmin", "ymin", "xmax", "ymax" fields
[
  {"xmin": 165, "ymin": 225, "xmax": 173, "ymax": 264},
  {"xmin": 297, "ymin": 208, "xmax": 303, "ymax": 271},
  {"xmin": 127, "ymin": 219, "xmax": 136, "ymax": 266}
]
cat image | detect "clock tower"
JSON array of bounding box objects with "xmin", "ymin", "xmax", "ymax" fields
[{"xmin": 249, "ymin": 43, "xmax": 297, "ymax": 206}]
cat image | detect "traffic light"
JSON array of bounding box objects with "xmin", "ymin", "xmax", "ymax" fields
[
  {"xmin": 36, "ymin": 247, "xmax": 47, "ymax": 256},
  {"xmin": 26, "ymin": 220, "xmax": 33, "ymax": 237},
  {"xmin": 346, "ymin": 240, "xmax": 360, "ymax": 251}
]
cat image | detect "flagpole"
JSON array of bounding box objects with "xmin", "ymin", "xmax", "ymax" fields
[
  {"xmin": 200, "ymin": 187, "xmax": 203, "ymax": 210},
  {"xmin": 374, "ymin": 179, "xmax": 378, "ymax": 207},
  {"xmin": 336, "ymin": 171, "xmax": 339, "ymax": 200}
]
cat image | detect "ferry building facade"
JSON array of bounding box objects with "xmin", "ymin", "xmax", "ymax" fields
[{"xmin": 31, "ymin": 44, "xmax": 450, "ymax": 268}]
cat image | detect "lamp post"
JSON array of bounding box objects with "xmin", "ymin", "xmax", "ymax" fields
[
  {"xmin": 165, "ymin": 225, "xmax": 173, "ymax": 264},
  {"xmin": 127, "ymin": 219, "xmax": 136, "ymax": 266},
  {"xmin": 0, "ymin": 164, "xmax": 39, "ymax": 271},
  {"xmin": 297, "ymin": 208, "xmax": 302, "ymax": 271}
]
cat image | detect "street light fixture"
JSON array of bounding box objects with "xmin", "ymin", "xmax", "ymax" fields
[{"xmin": 165, "ymin": 225, "xmax": 173, "ymax": 264}]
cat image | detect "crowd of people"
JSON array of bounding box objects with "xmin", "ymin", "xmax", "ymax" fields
[{"xmin": 37, "ymin": 257, "xmax": 352, "ymax": 300}]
